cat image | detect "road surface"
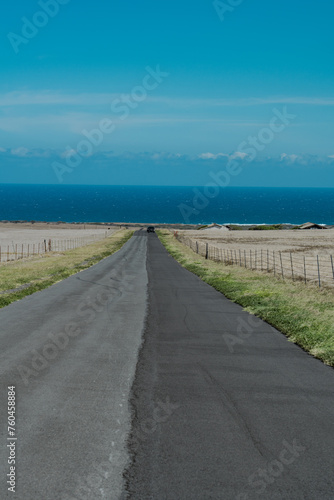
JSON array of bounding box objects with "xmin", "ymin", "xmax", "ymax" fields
[
  {"xmin": 1, "ymin": 231, "xmax": 334, "ymax": 499},
  {"xmin": 0, "ymin": 232, "xmax": 148, "ymax": 499},
  {"xmin": 123, "ymin": 232, "xmax": 334, "ymax": 500}
]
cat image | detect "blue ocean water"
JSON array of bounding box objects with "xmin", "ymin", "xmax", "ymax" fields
[{"xmin": 0, "ymin": 184, "xmax": 333, "ymax": 225}]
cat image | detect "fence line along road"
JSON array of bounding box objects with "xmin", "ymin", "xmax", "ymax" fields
[
  {"xmin": 0, "ymin": 232, "xmax": 110, "ymax": 264},
  {"xmin": 175, "ymin": 233, "xmax": 334, "ymax": 290}
]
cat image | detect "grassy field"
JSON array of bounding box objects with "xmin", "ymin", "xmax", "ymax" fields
[
  {"xmin": 0, "ymin": 229, "xmax": 133, "ymax": 309},
  {"xmin": 158, "ymin": 230, "xmax": 334, "ymax": 367}
]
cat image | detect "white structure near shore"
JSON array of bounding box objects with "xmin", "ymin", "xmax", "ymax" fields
[{"xmin": 199, "ymin": 223, "xmax": 230, "ymax": 232}]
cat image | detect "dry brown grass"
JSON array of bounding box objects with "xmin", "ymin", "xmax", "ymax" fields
[
  {"xmin": 0, "ymin": 229, "xmax": 133, "ymax": 307},
  {"xmin": 178, "ymin": 229, "xmax": 334, "ymax": 289}
]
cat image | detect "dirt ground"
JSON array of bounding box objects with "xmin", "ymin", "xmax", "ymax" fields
[
  {"xmin": 177, "ymin": 228, "xmax": 334, "ymax": 286},
  {"xmin": 0, "ymin": 222, "xmax": 116, "ymax": 247},
  {"xmin": 179, "ymin": 228, "xmax": 334, "ymax": 257}
]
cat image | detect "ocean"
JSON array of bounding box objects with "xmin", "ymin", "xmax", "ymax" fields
[{"xmin": 0, "ymin": 184, "xmax": 333, "ymax": 225}]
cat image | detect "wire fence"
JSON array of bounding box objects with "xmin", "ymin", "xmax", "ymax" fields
[
  {"xmin": 0, "ymin": 232, "xmax": 110, "ymax": 263},
  {"xmin": 175, "ymin": 233, "xmax": 334, "ymax": 290}
]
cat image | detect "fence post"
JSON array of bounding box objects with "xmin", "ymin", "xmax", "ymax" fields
[
  {"xmin": 290, "ymin": 253, "xmax": 294, "ymax": 281},
  {"xmin": 331, "ymin": 255, "xmax": 334, "ymax": 281},
  {"xmin": 7, "ymin": 245, "xmax": 9, "ymax": 262},
  {"xmin": 239, "ymin": 249, "xmax": 242, "ymax": 266},
  {"xmin": 0, "ymin": 246, "xmax": 1, "ymax": 263},
  {"xmin": 196, "ymin": 241, "xmax": 199, "ymax": 254},
  {"xmin": 15, "ymin": 244, "xmax": 17, "ymax": 261},
  {"xmin": 244, "ymin": 250, "xmax": 246, "ymax": 268},
  {"xmin": 273, "ymin": 251, "xmax": 276, "ymax": 276},
  {"xmin": 261, "ymin": 249, "xmax": 263, "ymax": 271},
  {"xmin": 267, "ymin": 249, "xmax": 269, "ymax": 272},
  {"xmin": 250, "ymin": 250, "xmax": 252, "ymax": 270},
  {"xmin": 304, "ymin": 256, "xmax": 306, "ymax": 284},
  {"xmin": 205, "ymin": 243, "xmax": 208, "ymax": 259},
  {"xmin": 317, "ymin": 255, "xmax": 321, "ymax": 288},
  {"xmin": 279, "ymin": 251, "xmax": 284, "ymax": 279}
]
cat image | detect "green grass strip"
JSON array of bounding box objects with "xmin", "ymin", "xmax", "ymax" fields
[
  {"xmin": 157, "ymin": 230, "xmax": 334, "ymax": 367},
  {"xmin": 0, "ymin": 230, "xmax": 133, "ymax": 309}
]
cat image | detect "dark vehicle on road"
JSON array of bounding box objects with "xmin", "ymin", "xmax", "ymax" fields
[{"xmin": 147, "ymin": 226, "xmax": 155, "ymax": 233}]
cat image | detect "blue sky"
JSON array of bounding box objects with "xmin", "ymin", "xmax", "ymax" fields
[{"xmin": 1, "ymin": 0, "xmax": 334, "ymax": 185}]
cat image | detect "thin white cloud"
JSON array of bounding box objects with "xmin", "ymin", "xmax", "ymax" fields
[
  {"xmin": 280, "ymin": 153, "xmax": 300, "ymax": 163},
  {"xmin": 2, "ymin": 91, "xmax": 334, "ymax": 108},
  {"xmin": 230, "ymin": 151, "xmax": 248, "ymax": 160},
  {"xmin": 11, "ymin": 147, "xmax": 30, "ymax": 157},
  {"xmin": 1, "ymin": 148, "xmax": 334, "ymax": 166},
  {"xmin": 0, "ymin": 115, "xmax": 82, "ymax": 133},
  {"xmin": 0, "ymin": 91, "xmax": 118, "ymax": 107},
  {"xmin": 149, "ymin": 96, "xmax": 334, "ymax": 107},
  {"xmin": 60, "ymin": 148, "xmax": 77, "ymax": 158},
  {"xmin": 198, "ymin": 152, "xmax": 248, "ymax": 160},
  {"xmin": 198, "ymin": 153, "xmax": 229, "ymax": 160}
]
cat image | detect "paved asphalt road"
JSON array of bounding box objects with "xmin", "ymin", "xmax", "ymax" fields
[
  {"xmin": 0, "ymin": 232, "xmax": 148, "ymax": 500},
  {"xmin": 123, "ymin": 232, "xmax": 334, "ymax": 500},
  {"xmin": 1, "ymin": 231, "xmax": 334, "ymax": 499}
]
